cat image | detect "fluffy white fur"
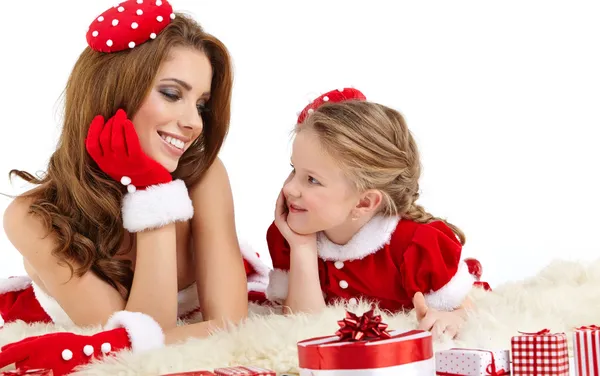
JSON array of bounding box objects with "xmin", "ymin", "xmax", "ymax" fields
[
  {"xmin": 240, "ymin": 241, "xmax": 272, "ymax": 280},
  {"xmin": 0, "ymin": 276, "xmax": 32, "ymax": 294},
  {"xmin": 104, "ymin": 311, "xmax": 165, "ymax": 353},
  {"xmin": 425, "ymin": 260, "xmax": 476, "ymax": 310},
  {"xmin": 1, "ymin": 259, "xmax": 599, "ymax": 375},
  {"xmin": 266, "ymin": 268, "xmax": 289, "ymax": 303},
  {"xmin": 317, "ymin": 216, "xmax": 400, "ymax": 261},
  {"xmin": 121, "ymin": 179, "xmax": 194, "ymax": 232}
]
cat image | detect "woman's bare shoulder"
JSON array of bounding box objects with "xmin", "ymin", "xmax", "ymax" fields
[{"xmin": 3, "ymin": 194, "xmax": 56, "ymax": 260}]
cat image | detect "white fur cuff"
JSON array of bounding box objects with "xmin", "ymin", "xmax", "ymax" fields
[
  {"xmin": 265, "ymin": 268, "xmax": 289, "ymax": 303},
  {"xmin": 122, "ymin": 179, "xmax": 194, "ymax": 232},
  {"xmin": 424, "ymin": 260, "xmax": 476, "ymax": 311},
  {"xmin": 104, "ymin": 311, "xmax": 165, "ymax": 353}
]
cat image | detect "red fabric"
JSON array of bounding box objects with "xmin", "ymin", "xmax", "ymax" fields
[
  {"xmin": 399, "ymin": 221, "xmax": 462, "ymax": 300},
  {"xmin": 464, "ymin": 258, "xmax": 482, "ymax": 280},
  {"xmin": 86, "ymin": 0, "xmax": 174, "ymax": 53},
  {"xmin": 267, "ymin": 219, "xmax": 467, "ymax": 312},
  {"xmin": 85, "ymin": 109, "xmax": 172, "ymax": 189},
  {"xmin": 296, "ymin": 88, "xmax": 366, "ymax": 124},
  {"xmin": 0, "ymin": 286, "xmax": 52, "ymax": 325},
  {"xmin": 0, "ymin": 328, "xmax": 131, "ymax": 376}
]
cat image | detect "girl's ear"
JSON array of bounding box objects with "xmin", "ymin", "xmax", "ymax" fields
[{"xmin": 355, "ymin": 189, "xmax": 383, "ymax": 215}]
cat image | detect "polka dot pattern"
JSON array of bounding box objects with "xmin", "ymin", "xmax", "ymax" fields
[{"xmin": 86, "ymin": 0, "xmax": 175, "ymax": 53}]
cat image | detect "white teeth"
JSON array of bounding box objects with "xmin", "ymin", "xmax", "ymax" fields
[{"xmin": 160, "ymin": 134, "xmax": 185, "ymax": 150}]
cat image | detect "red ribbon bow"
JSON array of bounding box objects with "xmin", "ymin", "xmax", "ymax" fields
[
  {"xmin": 576, "ymin": 325, "xmax": 600, "ymax": 330},
  {"xmin": 518, "ymin": 329, "xmax": 550, "ymax": 335},
  {"xmin": 335, "ymin": 308, "xmax": 392, "ymax": 341}
]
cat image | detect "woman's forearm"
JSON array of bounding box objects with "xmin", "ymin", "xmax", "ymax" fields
[
  {"xmin": 125, "ymin": 223, "xmax": 178, "ymax": 329},
  {"xmin": 284, "ymin": 245, "xmax": 326, "ymax": 314}
]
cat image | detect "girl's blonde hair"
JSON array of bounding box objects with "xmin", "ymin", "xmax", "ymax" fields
[{"xmin": 296, "ymin": 100, "xmax": 465, "ymax": 245}]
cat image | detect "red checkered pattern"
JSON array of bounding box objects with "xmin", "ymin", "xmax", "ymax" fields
[
  {"xmin": 213, "ymin": 366, "xmax": 275, "ymax": 376},
  {"xmin": 511, "ymin": 332, "xmax": 570, "ymax": 376},
  {"xmin": 574, "ymin": 326, "xmax": 600, "ymax": 376}
]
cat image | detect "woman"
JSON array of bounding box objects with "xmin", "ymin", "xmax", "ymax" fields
[{"xmin": 0, "ymin": 1, "xmax": 269, "ymax": 374}]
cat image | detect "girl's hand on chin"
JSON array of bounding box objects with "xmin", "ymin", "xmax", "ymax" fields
[{"xmin": 274, "ymin": 190, "xmax": 317, "ymax": 250}]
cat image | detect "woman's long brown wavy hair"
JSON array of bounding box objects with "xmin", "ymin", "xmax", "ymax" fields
[
  {"xmin": 9, "ymin": 13, "xmax": 233, "ymax": 297},
  {"xmin": 297, "ymin": 100, "xmax": 466, "ymax": 245}
]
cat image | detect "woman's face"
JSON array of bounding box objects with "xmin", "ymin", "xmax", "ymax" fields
[{"xmin": 131, "ymin": 46, "xmax": 213, "ymax": 172}]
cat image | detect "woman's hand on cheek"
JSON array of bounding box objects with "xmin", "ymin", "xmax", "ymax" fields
[
  {"xmin": 274, "ymin": 190, "xmax": 317, "ymax": 250},
  {"xmin": 413, "ymin": 292, "xmax": 465, "ymax": 339}
]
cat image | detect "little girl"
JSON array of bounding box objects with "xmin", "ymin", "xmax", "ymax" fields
[{"xmin": 265, "ymin": 88, "xmax": 485, "ymax": 338}]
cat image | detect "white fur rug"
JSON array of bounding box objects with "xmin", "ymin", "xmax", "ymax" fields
[{"xmin": 1, "ymin": 258, "xmax": 599, "ymax": 375}]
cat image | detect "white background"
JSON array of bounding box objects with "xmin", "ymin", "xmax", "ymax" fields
[{"xmin": 0, "ymin": 1, "xmax": 598, "ymax": 288}]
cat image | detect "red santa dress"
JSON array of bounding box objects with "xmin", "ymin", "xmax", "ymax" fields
[
  {"xmin": 266, "ymin": 215, "xmax": 481, "ymax": 312},
  {"xmin": 0, "ymin": 247, "xmax": 270, "ymax": 327}
]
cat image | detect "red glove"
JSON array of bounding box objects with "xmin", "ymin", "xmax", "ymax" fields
[
  {"xmin": 85, "ymin": 109, "xmax": 194, "ymax": 232},
  {"xmin": 0, "ymin": 311, "xmax": 164, "ymax": 376}
]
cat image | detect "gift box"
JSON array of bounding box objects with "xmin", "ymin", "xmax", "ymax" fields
[
  {"xmin": 297, "ymin": 308, "xmax": 434, "ymax": 375},
  {"xmin": 573, "ymin": 325, "xmax": 600, "ymax": 376},
  {"xmin": 213, "ymin": 366, "xmax": 275, "ymax": 375},
  {"xmin": 435, "ymin": 348, "xmax": 510, "ymax": 376},
  {"xmin": 1, "ymin": 370, "xmax": 53, "ymax": 376},
  {"xmin": 511, "ymin": 329, "xmax": 569, "ymax": 376}
]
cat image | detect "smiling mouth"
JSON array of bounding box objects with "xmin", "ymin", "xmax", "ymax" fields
[
  {"xmin": 157, "ymin": 131, "xmax": 185, "ymax": 150},
  {"xmin": 288, "ymin": 203, "xmax": 307, "ymax": 213}
]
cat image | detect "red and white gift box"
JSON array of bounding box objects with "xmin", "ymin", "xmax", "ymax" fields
[
  {"xmin": 511, "ymin": 329, "xmax": 569, "ymax": 376},
  {"xmin": 574, "ymin": 325, "xmax": 600, "ymax": 376},
  {"xmin": 435, "ymin": 348, "xmax": 510, "ymax": 376},
  {"xmin": 298, "ymin": 329, "xmax": 433, "ymax": 375},
  {"xmin": 1, "ymin": 369, "xmax": 53, "ymax": 376},
  {"xmin": 213, "ymin": 366, "xmax": 275, "ymax": 376}
]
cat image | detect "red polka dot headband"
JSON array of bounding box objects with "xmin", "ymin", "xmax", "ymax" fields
[
  {"xmin": 86, "ymin": 0, "xmax": 175, "ymax": 53},
  {"xmin": 296, "ymin": 87, "xmax": 367, "ymax": 124}
]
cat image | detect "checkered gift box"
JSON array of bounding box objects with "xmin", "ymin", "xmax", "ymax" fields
[
  {"xmin": 511, "ymin": 329, "xmax": 569, "ymax": 376},
  {"xmin": 213, "ymin": 367, "xmax": 275, "ymax": 376},
  {"xmin": 574, "ymin": 325, "xmax": 600, "ymax": 376}
]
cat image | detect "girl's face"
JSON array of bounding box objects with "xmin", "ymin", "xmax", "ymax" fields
[
  {"xmin": 131, "ymin": 46, "xmax": 213, "ymax": 172},
  {"xmin": 282, "ymin": 129, "xmax": 361, "ymax": 235}
]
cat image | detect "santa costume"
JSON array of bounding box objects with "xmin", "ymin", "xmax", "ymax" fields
[
  {"xmin": 0, "ymin": 1, "xmax": 270, "ymax": 374},
  {"xmin": 266, "ymin": 88, "xmax": 490, "ymax": 312}
]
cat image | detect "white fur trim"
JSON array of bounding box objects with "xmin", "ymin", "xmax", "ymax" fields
[
  {"xmin": 177, "ymin": 283, "xmax": 201, "ymax": 317},
  {"xmin": 31, "ymin": 282, "xmax": 75, "ymax": 326},
  {"xmin": 104, "ymin": 311, "xmax": 165, "ymax": 353},
  {"xmin": 265, "ymin": 268, "xmax": 289, "ymax": 303},
  {"xmin": 0, "ymin": 276, "xmax": 32, "ymax": 294},
  {"xmin": 317, "ymin": 216, "xmax": 400, "ymax": 261},
  {"xmin": 247, "ymin": 271, "xmax": 269, "ymax": 293},
  {"xmin": 122, "ymin": 179, "xmax": 194, "ymax": 232},
  {"xmin": 424, "ymin": 260, "xmax": 475, "ymax": 311},
  {"xmin": 239, "ymin": 241, "xmax": 272, "ymax": 278}
]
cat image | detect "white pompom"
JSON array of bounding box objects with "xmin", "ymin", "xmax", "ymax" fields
[
  {"xmin": 127, "ymin": 185, "xmax": 137, "ymax": 193},
  {"xmin": 112, "ymin": 19, "xmax": 119, "ymax": 26},
  {"xmin": 61, "ymin": 349, "xmax": 73, "ymax": 361},
  {"xmin": 106, "ymin": 39, "xmax": 113, "ymax": 47},
  {"xmin": 98, "ymin": 16, "xmax": 105, "ymax": 22},
  {"xmin": 83, "ymin": 345, "xmax": 94, "ymax": 356},
  {"xmin": 137, "ymin": 9, "xmax": 144, "ymax": 15},
  {"xmin": 131, "ymin": 22, "xmax": 139, "ymax": 29},
  {"xmin": 120, "ymin": 176, "xmax": 132, "ymax": 186},
  {"xmin": 92, "ymin": 31, "xmax": 99, "ymax": 37},
  {"xmin": 129, "ymin": 41, "xmax": 136, "ymax": 48},
  {"xmin": 101, "ymin": 342, "xmax": 112, "ymax": 353},
  {"xmin": 323, "ymin": 96, "xmax": 329, "ymax": 102},
  {"xmin": 157, "ymin": 15, "xmax": 164, "ymax": 22},
  {"xmin": 118, "ymin": 6, "xmax": 125, "ymax": 12},
  {"xmin": 150, "ymin": 32, "xmax": 157, "ymax": 39}
]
